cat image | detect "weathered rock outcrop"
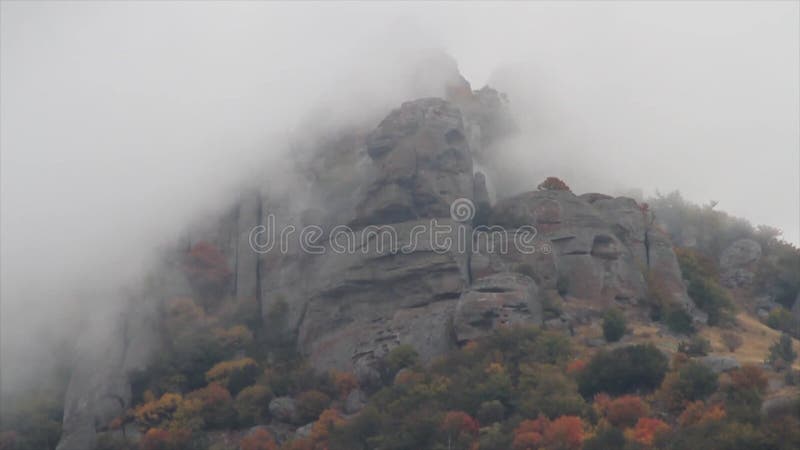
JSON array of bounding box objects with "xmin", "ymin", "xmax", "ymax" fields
[
  {"xmin": 720, "ymin": 238, "xmax": 762, "ymax": 288},
  {"xmin": 58, "ymin": 60, "xmax": 701, "ymax": 449},
  {"xmin": 454, "ymin": 272, "xmax": 542, "ymax": 343},
  {"xmin": 56, "ymin": 288, "xmax": 161, "ymax": 450},
  {"xmin": 355, "ymin": 98, "xmax": 473, "ymax": 225},
  {"xmin": 57, "ymin": 194, "xmax": 263, "ymax": 450},
  {"xmin": 491, "ymin": 190, "xmax": 645, "ymax": 305}
]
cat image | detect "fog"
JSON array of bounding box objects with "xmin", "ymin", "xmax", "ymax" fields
[{"xmin": 1, "ymin": 2, "xmax": 798, "ymax": 395}]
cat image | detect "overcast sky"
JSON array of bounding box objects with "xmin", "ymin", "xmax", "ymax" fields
[{"xmin": 1, "ymin": 1, "xmax": 798, "ymax": 391}]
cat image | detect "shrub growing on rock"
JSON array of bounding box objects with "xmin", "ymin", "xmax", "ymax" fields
[{"xmin": 537, "ymin": 177, "xmax": 571, "ymax": 192}]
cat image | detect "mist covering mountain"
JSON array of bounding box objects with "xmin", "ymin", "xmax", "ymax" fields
[{"xmin": 1, "ymin": 3, "xmax": 799, "ymax": 450}]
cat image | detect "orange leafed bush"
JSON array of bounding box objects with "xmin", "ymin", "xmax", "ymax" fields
[
  {"xmin": 677, "ymin": 401, "xmax": 726, "ymax": 427},
  {"xmin": 537, "ymin": 177, "xmax": 571, "ymax": 192},
  {"xmin": 605, "ymin": 395, "xmax": 650, "ymax": 428},
  {"xmin": 310, "ymin": 408, "xmax": 345, "ymax": 446},
  {"xmin": 441, "ymin": 411, "xmax": 480, "ymax": 436},
  {"xmin": 240, "ymin": 428, "xmax": 278, "ymax": 450},
  {"xmin": 330, "ymin": 370, "xmax": 358, "ymax": 399},
  {"xmin": 485, "ymin": 362, "xmax": 506, "ymax": 376},
  {"xmin": 566, "ymin": 359, "xmax": 587, "ymax": 375},
  {"xmin": 133, "ymin": 392, "xmax": 182, "ymax": 428},
  {"xmin": 512, "ymin": 431, "xmax": 543, "ymax": 450},
  {"xmin": 544, "ymin": 416, "xmax": 584, "ymax": 450},
  {"xmin": 626, "ymin": 417, "xmax": 670, "ymax": 446},
  {"xmin": 513, "ymin": 415, "xmax": 583, "ymax": 450},
  {"xmin": 140, "ymin": 428, "xmax": 191, "ymax": 450},
  {"xmin": 206, "ymin": 357, "xmax": 258, "ymax": 387}
]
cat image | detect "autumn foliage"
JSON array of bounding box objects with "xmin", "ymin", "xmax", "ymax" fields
[
  {"xmin": 566, "ymin": 359, "xmax": 587, "ymax": 375},
  {"xmin": 140, "ymin": 428, "xmax": 191, "ymax": 450},
  {"xmin": 677, "ymin": 401, "xmax": 726, "ymax": 427},
  {"xmin": 513, "ymin": 415, "xmax": 584, "ymax": 450},
  {"xmin": 184, "ymin": 240, "xmax": 232, "ymax": 290},
  {"xmin": 595, "ymin": 394, "xmax": 650, "ymax": 428},
  {"xmin": 626, "ymin": 417, "xmax": 670, "ymax": 447},
  {"xmin": 330, "ymin": 370, "xmax": 358, "ymax": 399},
  {"xmin": 441, "ymin": 411, "xmax": 480, "ymax": 443},
  {"xmin": 240, "ymin": 428, "xmax": 278, "ymax": 450},
  {"xmin": 538, "ymin": 176, "xmax": 571, "ymax": 192}
]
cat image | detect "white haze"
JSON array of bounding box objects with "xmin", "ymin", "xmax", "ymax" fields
[{"xmin": 1, "ymin": 2, "xmax": 798, "ymax": 395}]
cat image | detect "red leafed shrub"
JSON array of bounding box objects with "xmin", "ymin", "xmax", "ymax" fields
[
  {"xmin": 441, "ymin": 410, "xmax": 480, "ymax": 437},
  {"xmin": 184, "ymin": 241, "xmax": 232, "ymax": 289},
  {"xmin": 544, "ymin": 416, "xmax": 584, "ymax": 450},
  {"xmin": 140, "ymin": 428, "xmax": 191, "ymax": 450},
  {"xmin": 537, "ymin": 177, "xmax": 571, "ymax": 192},
  {"xmin": 240, "ymin": 428, "xmax": 278, "ymax": 450},
  {"xmin": 627, "ymin": 417, "xmax": 670, "ymax": 447},
  {"xmin": 605, "ymin": 395, "xmax": 650, "ymax": 428},
  {"xmin": 513, "ymin": 415, "xmax": 584, "ymax": 450},
  {"xmin": 566, "ymin": 359, "xmax": 587, "ymax": 375},
  {"xmin": 512, "ymin": 416, "xmax": 547, "ymax": 450},
  {"xmin": 512, "ymin": 431, "xmax": 543, "ymax": 450}
]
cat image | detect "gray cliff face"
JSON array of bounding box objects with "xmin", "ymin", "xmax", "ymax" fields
[
  {"xmin": 57, "ymin": 70, "xmax": 699, "ymax": 448},
  {"xmin": 719, "ymin": 238, "xmax": 762, "ymax": 288},
  {"xmin": 56, "ymin": 196, "xmax": 263, "ymax": 450}
]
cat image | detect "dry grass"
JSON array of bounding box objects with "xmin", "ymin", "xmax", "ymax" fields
[{"xmin": 701, "ymin": 313, "xmax": 800, "ymax": 371}]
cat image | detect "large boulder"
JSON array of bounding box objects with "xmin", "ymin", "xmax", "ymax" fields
[
  {"xmin": 720, "ymin": 238, "xmax": 762, "ymax": 288},
  {"xmin": 355, "ymin": 98, "xmax": 473, "ymax": 225},
  {"xmin": 454, "ymin": 272, "xmax": 542, "ymax": 343},
  {"xmin": 698, "ymin": 355, "xmax": 741, "ymax": 373},
  {"xmin": 490, "ymin": 190, "xmax": 646, "ymax": 306},
  {"xmin": 268, "ymin": 397, "xmax": 298, "ymax": 424}
]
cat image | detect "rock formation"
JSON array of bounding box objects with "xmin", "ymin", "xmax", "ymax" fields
[
  {"xmin": 719, "ymin": 238, "xmax": 762, "ymax": 288},
  {"xmin": 56, "ymin": 59, "xmax": 703, "ymax": 449}
]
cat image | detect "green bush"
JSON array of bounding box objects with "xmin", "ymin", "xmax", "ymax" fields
[
  {"xmin": 476, "ymin": 400, "xmax": 506, "ymax": 425},
  {"xmin": 672, "ymin": 361, "xmax": 719, "ymax": 402},
  {"xmin": 666, "ymin": 308, "xmax": 696, "ymax": 335},
  {"xmin": 383, "ymin": 345, "xmax": 419, "ymax": 379},
  {"xmin": 767, "ymin": 308, "xmax": 798, "ymax": 335},
  {"xmin": 296, "ymin": 390, "xmax": 331, "ymax": 423},
  {"xmin": 678, "ymin": 335, "xmax": 712, "ymax": 356},
  {"xmin": 577, "ymin": 344, "xmax": 668, "ymax": 397},
  {"xmin": 583, "ymin": 426, "xmax": 626, "ymax": 450},
  {"xmin": 602, "ymin": 308, "xmax": 627, "ymax": 342},
  {"xmin": 234, "ymin": 384, "xmax": 272, "ymax": 426},
  {"xmin": 768, "ymin": 333, "xmax": 797, "ymax": 369},
  {"xmin": 676, "ymin": 248, "xmax": 735, "ymax": 326}
]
